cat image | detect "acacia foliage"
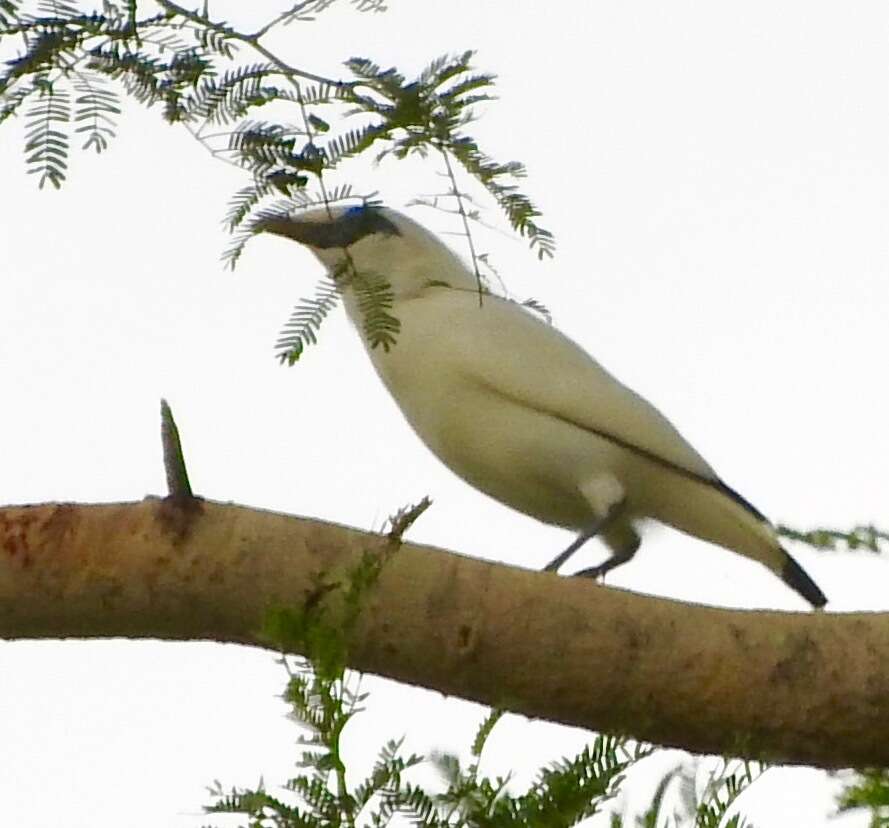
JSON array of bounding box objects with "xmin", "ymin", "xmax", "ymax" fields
[
  {"xmin": 206, "ymin": 538, "xmax": 765, "ymax": 828},
  {"xmin": 1, "ymin": 1, "xmax": 554, "ymax": 360}
]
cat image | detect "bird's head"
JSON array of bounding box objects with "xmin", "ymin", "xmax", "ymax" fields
[{"xmin": 258, "ymin": 203, "xmax": 479, "ymax": 299}]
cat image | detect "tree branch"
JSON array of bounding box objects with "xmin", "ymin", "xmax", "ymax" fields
[
  {"xmin": 249, "ymin": 1, "xmax": 320, "ymax": 40},
  {"xmin": 1, "ymin": 498, "xmax": 885, "ymax": 769},
  {"xmin": 155, "ymin": 0, "xmax": 354, "ymax": 89}
]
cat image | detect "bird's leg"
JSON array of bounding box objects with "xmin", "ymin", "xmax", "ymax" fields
[
  {"xmin": 572, "ymin": 536, "xmax": 640, "ymax": 580},
  {"xmin": 543, "ymin": 529, "xmax": 596, "ymax": 572},
  {"xmin": 543, "ymin": 500, "xmax": 625, "ymax": 573}
]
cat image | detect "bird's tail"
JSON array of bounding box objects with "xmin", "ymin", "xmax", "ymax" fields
[
  {"xmin": 708, "ymin": 479, "xmax": 827, "ymax": 608},
  {"xmin": 646, "ymin": 473, "xmax": 828, "ymax": 608},
  {"xmin": 780, "ymin": 550, "xmax": 827, "ymax": 608}
]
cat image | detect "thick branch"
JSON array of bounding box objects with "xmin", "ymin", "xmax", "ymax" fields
[{"xmin": 0, "ymin": 499, "xmax": 886, "ymax": 769}]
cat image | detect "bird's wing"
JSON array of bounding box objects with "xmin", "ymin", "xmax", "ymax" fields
[{"xmin": 407, "ymin": 289, "xmax": 719, "ymax": 483}]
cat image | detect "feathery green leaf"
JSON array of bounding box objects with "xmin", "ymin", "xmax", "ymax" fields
[{"xmin": 24, "ymin": 79, "xmax": 70, "ymax": 188}]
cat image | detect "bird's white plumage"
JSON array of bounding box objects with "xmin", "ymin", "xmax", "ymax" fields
[
  {"xmin": 263, "ymin": 204, "xmax": 827, "ymax": 607},
  {"xmin": 358, "ymin": 284, "xmax": 781, "ymax": 563}
]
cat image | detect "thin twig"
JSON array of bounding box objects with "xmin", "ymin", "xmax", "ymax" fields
[
  {"xmin": 386, "ymin": 496, "xmax": 432, "ymax": 542},
  {"xmin": 249, "ymin": 0, "xmax": 319, "ymax": 40},
  {"xmin": 156, "ymin": 0, "xmax": 346, "ymax": 220},
  {"xmin": 439, "ymin": 146, "xmax": 484, "ymax": 299},
  {"xmin": 155, "ymin": 0, "xmax": 353, "ymax": 90},
  {"xmin": 182, "ymin": 120, "xmax": 243, "ymax": 169}
]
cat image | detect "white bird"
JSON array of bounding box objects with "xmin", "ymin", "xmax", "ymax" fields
[{"xmin": 260, "ymin": 204, "xmax": 827, "ymax": 608}]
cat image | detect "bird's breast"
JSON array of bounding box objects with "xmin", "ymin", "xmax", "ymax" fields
[{"xmin": 356, "ymin": 294, "xmax": 622, "ymax": 528}]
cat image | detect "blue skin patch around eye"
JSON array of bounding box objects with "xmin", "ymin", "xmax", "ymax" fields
[{"xmin": 344, "ymin": 204, "xmax": 366, "ymax": 216}]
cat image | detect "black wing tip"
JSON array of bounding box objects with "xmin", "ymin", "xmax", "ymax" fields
[
  {"xmin": 714, "ymin": 479, "xmax": 769, "ymax": 524},
  {"xmin": 782, "ymin": 552, "xmax": 828, "ymax": 609}
]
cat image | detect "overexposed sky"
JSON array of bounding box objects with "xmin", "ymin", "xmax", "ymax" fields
[{"xmin": 1, "ymin": 1, "xmax": 887, "ymax": 826}]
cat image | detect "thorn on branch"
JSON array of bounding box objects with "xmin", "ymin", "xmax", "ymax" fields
[{"xmin": 160, "ymin": 397, "xmax": 193, "ymax": 498}]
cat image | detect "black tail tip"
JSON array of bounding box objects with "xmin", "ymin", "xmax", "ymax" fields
[{"xmin": 782, "ymin": 553, "xmax": 828, "ymax": 609}]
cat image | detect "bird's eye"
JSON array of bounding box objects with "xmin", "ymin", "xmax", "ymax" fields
[{"xmin": 344, "ymin": 204, "xmax": 366, "ymax": 217}]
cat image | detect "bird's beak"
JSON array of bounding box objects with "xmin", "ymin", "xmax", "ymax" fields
[
  {"xmin": 256, "ymin": 214, "xmax": 336, "ymax": 249},
  {"xmin": 256, "ymin": 206, "xmax": 401, "ymax": 250}
]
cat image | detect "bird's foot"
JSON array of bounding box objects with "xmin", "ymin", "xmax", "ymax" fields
[{"xmin": 571, "ymin": 564, "xmax": 609, "ymax": 580}]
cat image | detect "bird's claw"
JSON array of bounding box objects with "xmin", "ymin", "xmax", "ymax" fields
[{"xmin": 572, "ymin": 566, "xmax": 607, "ymax": 580}]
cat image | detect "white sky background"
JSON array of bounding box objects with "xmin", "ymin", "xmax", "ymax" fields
[{"xmin": 1, "ymin": 0, "xmax": 887, "ymax": 825}]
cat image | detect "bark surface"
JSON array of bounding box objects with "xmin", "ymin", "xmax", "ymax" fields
[{"xmin": 0, "ymin": 498, "xmax": 885, "ymax": 769}]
